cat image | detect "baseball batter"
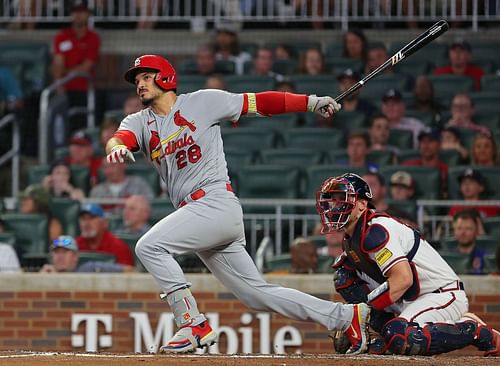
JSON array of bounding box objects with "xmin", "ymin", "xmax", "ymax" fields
[
  {"xmin": 316, "ymin": 173, "xmax": 500, "ymax": 356},
  {"xmin": 105, "ymin": 55, "xmax": 371, "ymax": 354}
]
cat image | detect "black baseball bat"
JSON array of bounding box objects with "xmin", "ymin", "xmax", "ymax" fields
[{"xmin": 334, "ymin": 19, "xmax": 449, "ymax": 103}]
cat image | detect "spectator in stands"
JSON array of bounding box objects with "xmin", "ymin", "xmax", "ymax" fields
[
  {"xmin": 298, "ymin": 48, "xmax": 325, "ymax": 75},
  {"xmin": 368, "ymin": 114, "xmax": 399, "ymax": 156},
  {"xmin": 409, "ymin": 75, "xmax": 444, "ymax": 126},
  {"xmin": 364, "ymin": 44, "xmax": 393, "ymax": 75},
  {"xmin": 214, "ymin": 23, "xmax": 251, "ymax": 75},
  {"xmin": 194, "ymin": 44, "xmax": 218, "ymax": 76},
  {"xmin": 42, "ymin": 160, "xmax": 85, "ymax": 201},
  {"xmin": 50, "ymin": 2, "xmax": 101, "ymax": 111},
  {"xmin": 448, "ymin": 168, "xmax": 499, "ymax": 218},
  {"xmin": 76, "ymin": 203, "xmax": 134, "ymax": 266},
  {"xmin": 441, "ymin": 126, "xmax": 469, "ymax": 162},
  {"xmin": 342, "ymin": 29, "xmax": 368, "ymax": 65},
  {"xmin": 389, "ymin": 171, "xmax": 415, "ymax": 201},
  {"xmin": 274, "ymin": 44, "xmax": 295, "ymax": 60},
  {"xmin": 115, "ymin": 195, "xmax": 152, "ymax": 236},
  {"xmin": 64, "ymin": 130, "xmax": 102, "ymax": 187},
  {"xmin": 205, "ymin": 74, "xmax": 226, "ymax": 90},
  {"xmin": 403, "ymin": 128, "xmax": 448, "ymax": 198},
  {"xmin": 433, "ymin": 41, "xmax": 484, "ymax": 91},
  {"xmin": 18, "ymin": 184, "xmax": 63, "ymax": 242},
  {"xmin": 123, "ymin": 93, "xmax": 143, "ymax": 116},
  {"xmin": 0, "ymin": 243, "xmax": 21, "ymax": 272},
  {"xmin": 40, "ymin": 235, "xmax": 133, "ymax": 273},
  {"xmin": 336, "ymin": 68, "xmax": 375, "ymax": 117},
  {"xmin": 452, "ymin": 210, "xmax": 488, "ymax": 275},
  {"xmin": 252, "ymin": 46, "xmax": 283, "ymax": 81},
  {"xmin": 362, "ymin": 170, "xmax": 389, "ymax": 211},
  {"xmin": 381, "ymin": 88, "xmax": 426, "ymax": 148},
  {"xmin": 99, "ymin": 118, "xmax": 120, "ymax": 155},
  {"xmin": 471, "ymin": 132, "xmax": 498, "ymax": 166},
  {"xmin": 90, "ymin": 158, "xmax": 154, "ymax": 212},
  {"xmin": 290, "ymin": 237, "xmax": 318, "ymax": 274},
  {"xmin": 274, "ymin": 80, "xmax": 297, "ymax": 93},
  {"xmin": 0, "ymin": 66, "xmax": 23, "ymax": 117},
  {"xmin": 446, "ymin": 94, "xmax": 490, "ymax": 134},
  {"xmin": 341, "ymin": 131, "xmax": 377, "ymax": 170}
]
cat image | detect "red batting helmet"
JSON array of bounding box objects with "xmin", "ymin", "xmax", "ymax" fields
[{"xmin": 124, "ymin": 55, "xmax": 177, "ymax": 91}]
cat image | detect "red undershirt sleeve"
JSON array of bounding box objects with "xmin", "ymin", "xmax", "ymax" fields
[
  {"xmin": 113, "ymin": 130, "xmax": 140, "ymax": 152},
  {"xmin": 241, "ymin": 92, "xmax": 308, "ymax": 117}
]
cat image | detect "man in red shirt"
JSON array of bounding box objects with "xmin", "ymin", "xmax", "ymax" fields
[
  {"xmin": 433, "ymin": 41, "xmax": 484, "ymax": 91},
  {"xmin": 403, "ymin": 128, "xmax": 448, "ymax": 198},
  {"xmin": 76, "ymin": 202, "xmax": 134, "ymax": 266}
]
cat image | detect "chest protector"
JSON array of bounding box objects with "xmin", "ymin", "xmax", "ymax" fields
[{"xmin": 345, "ymin": 209, "xmax": 421, "ymax": 301}]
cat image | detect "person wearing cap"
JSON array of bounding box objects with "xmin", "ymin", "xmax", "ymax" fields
[
  {"xmin": 446, "ymin": 94, "xmax": 490, "ymax": 135},
  {"xmin": 336, "ymin": 68, "xmax": 375, "ymax": 117},
  {"xmin": 448, "ymin": 168, "xmax": 499, "ymax": 218},
  {"xmin": 40, "ymin": 235, "xmax": 134, "ymax": 273},
  {"xmin": 75, "ymin": 203, "xmax": 134, "ymax": 266},
  {"xmin": 433, "ymin": 41, "xmax": 484, "ymax": 90},
  {"xmin": 213, "ymin": 22, "xmax": 251, "ymax": 75},
  {"xmin": 51, "ymin": 1, "xmax": 101, "ymax": 102},
  {"xmin": 389, "ymin": 171, "xmax": 415, "ymax": 201},
  {"xmin": 18, "ymin": 184, "xmax": 63, "ymax": 242},
  {"xmin": 381, "ymin": 88, "xmax": 426, "ymax": 148},
  {"xmin": 64, "ymin": 130, "xmax": 102, "ymax": 186},
  {"xmin": 403, "ymin": 128, "xmax": 448, "ymax": 198}
]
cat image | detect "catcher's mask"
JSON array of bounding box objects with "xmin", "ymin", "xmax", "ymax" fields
[{"xmin": 316, "ymin": 173, "xmax": 374, "ymax": 232}]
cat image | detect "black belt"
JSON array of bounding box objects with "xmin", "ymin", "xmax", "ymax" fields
[{"xmin": 432, "ymin": 280, "xmax": 465, "ymax": 294}]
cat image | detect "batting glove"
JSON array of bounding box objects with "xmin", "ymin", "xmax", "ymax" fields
[
  {"xmin": 308, "ymin": 95, "xmax": 341, "ymax": 118},
  {"xmin": 106, "ymin": 145, "xmax": 136, "ymax": 163}
]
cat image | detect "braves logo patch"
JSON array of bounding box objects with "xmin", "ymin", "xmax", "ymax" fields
[{"xmin": 375, "ymin": 248, "xmax": 393, "ymax": 266}]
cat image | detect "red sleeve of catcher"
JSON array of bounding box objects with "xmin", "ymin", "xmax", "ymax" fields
[
  {"xmin": 113, "ymin": 130, "xmax": 140, "ymax": 152},
  {"xmin": 242, "ymin": 92, "xmax": 308, "ymax": 116}
]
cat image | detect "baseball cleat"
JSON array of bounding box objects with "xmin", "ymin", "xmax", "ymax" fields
[
  {"xmin": 485, "ymin": 328, "xmax": 500, "ymax": 357},
  {"xmin": 344, "ymin": 303, "xmax": 371, "ymax": 355},
  {"xmin": 160, "ymin": 319, "xmax": 217, "ymax": 353},
  {"xmin": 463, "ymin": 312, "xmax": 500, "ymax": 356}
]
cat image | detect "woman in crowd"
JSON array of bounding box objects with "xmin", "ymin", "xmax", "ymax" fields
[
  {"xmin": 42, "ymin": 160, "xmax": 85, "ymax": 201},
  {"xmin": 471, "ymin": 132, "xmax": 498, "ymax": 166}
]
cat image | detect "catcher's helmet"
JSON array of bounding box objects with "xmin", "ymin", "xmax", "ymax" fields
[
  {"xmin": 316, "ymin": 173, "xmax": 374, "ymax": 232},
  {"xmin": 124, "ymin": 55, "xmax": 176, "ymax": 91}
]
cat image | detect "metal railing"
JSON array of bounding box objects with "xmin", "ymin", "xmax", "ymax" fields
[
  {"xmin": 38, "ymin": 71, "xmax": 95, "ymax": 165},
  {"xmin": 0, "ymin": 113, "xmax": 20, "ymax": 197},
  {"xmin": 1, "ymin": 0, "xmax": 499, "ymax": 31}
]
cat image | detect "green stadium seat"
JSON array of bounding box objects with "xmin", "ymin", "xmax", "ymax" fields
[
  {"xmin": 475, "ymin": 114, "xmax": 499, "ymax": 131},
  {"xmin": 114, "ymin": 232, "xmax": 146, "ymax": 272},
  {"xmin": 70, "ymin": 166, "xmax": 91, "ymax": 195},
  {"xmin": 405, "ymin": 110, "xmax": 434, "ymax": 126},
  {"xmin": 325, "ymin": 149, "xmax": 348, "ymax": 164},
  {"xmin": 54, "ymin": 147, "xmax": 69, "ymax": 160},
  {"xmin": 176, "ymin": 75, "xmax": 207, "ymax": 94},
  {"xmin": 359, "ymin": 75, "xmax": 409, "ymax": 99},
  {"xmin": 485, "ymin": 254, "xmax": 497, "ymax": 273},
  {"xmin": 427, "ymin": 75, "xmax": 474, "ymax": 101},
  {"xmin": 448, "ymin": 166, "xmax": 500, "ymax": 199},
  {"xmin": 240, "ymin": 42, "xmax": 259, "ymax": 57},
  {"xmin": 149, "ymin": 199, "xmax": 176, "ymax": 224},
  {"xmin": 266, "ymin": 253, "xmax": 291, "ymax": 272},
  {"xmin": 282, "ymin": 128, "xmax": 344, "ymax": 152},
  {"xmin": 325, "ymin": 43, "xmax": 343, "ymax": 58},
  {"xmin": 1, "ymin": 213, "xmax": 48, "ymax": 260},
  {"xmin": 393, "ymin": 59, "xmax": 430, "ymax": 77},
  {"xmin": 225, "ymin": 75, "xmax": 275, "ymax": 93},
  {"xmin": 440, "ymin": 252, "xmax": 469, "ymax": 275},
  {"xmin": 397, "ymin": 149, "xmax": 419, "ymax": 163},
  {"xmin": 48, "ymin": 198, "xmax": 80, "ymax": 237},
  {"xmin": 272, "ymin": 59, "xmax": 297, "ymax": 75},
  {"xmin": 237, "ymin": 165, "xmax": 300, "ymax": 199},
  {"xmin": 239, "ymin": 114, "xmax": 299, "ymax": 130},
  {"xmin": 215, "ymin": 60, "xmax": 236, "ymax": 74},
  {"xmin": 225, "ymin": 147, "xmax": 254, "ymax": 169},
  {"xmin": 104, "ymin": 109, "xmax": 124, "ymax": 121},
  {"xmin": 306, "ymin": 235, "xmax": 327, "ymax": 249},
  {"xmin": 390, "ymin": 41, "xmax": 448, "ymax": 66},
  {"xmin": 291, "ymin": 75, "xmax": 339, "ymax": 96},
  {"xmin": 326, "ymin": 58, "xmax": 363, "ymax": 77},
  {"xmin": 386, "ymin": 199, "xmax": 417, "ymax": 220},
  {"xmin": 330, "ymin": 110, "xmax": 367, "ymax": 132},
  {"xmin": 483, "ymin": 217, "xmax": 500, "ymax": 239},
  {"xmin": 388, "ymin": 129, "xmax": 413, "ymax": 150},
  {"xmin": 368, "ymin": 150, "xmax": 394, "ymax": 166},
  {"xmin": 222, "ymin": 128, "xmax": 277, "ymax": 153},
  {"xmin": 78, "ymin": 251, "xmax": 116, "ymax": 265},
  {"xmin": 317, "ymin": 255, "xmax": 335, "ymax": 273},
  {"xmin": 126, "ymin": 164, "xmax": 160, "ymax": 196},
  {"xmin": 440, "ymin": 237, "xmax": 497, "ymax": 255},
  {"xmin": 380, "ymin": 166, "xmax": 441, "ymax": 199},
  {"xmin": 306, "ymin": 165, "xmax": 368, "ymax": 199},
  {"xmin": 481, "ymin": 75, "xmax": 500, "ymax": 93},
  {"xmin": 260, "ymin": 148, "xmax": 322, "ymax": 168},
  {"xmin": 470, "ymin": 92, "xmax": 500, "ymax": 114},
  {"xmin": 439, "ymin": 150, "xmax": 463, "ymax": 166},
  {"xmin": 454, "ymin": 127, "xmax": 478, "ymax": 150},
  {"xmin": 178, "ymin": 60, "xmax": 198, "ymax": 74},
  {"xmin": 107, "ymin": 214, "xmax": 122, "ymax": 232},
  {"xmin": 28, "ymin": 165, "xmax": 50, "ymax": 186},
  {"xmin": 0, "ymin": 232, "xmax": 16, "ymax": 246}
]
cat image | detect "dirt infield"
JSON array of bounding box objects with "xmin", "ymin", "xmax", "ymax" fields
[{"xmin": 0, "ymin": 352, "xmax": 499, "ymax": 366}]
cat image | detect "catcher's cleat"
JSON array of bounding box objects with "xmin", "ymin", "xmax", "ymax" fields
[
  {"xmin": 485, "ymin": 328, "xmax": 500, "ymax": 357},
  {"xmin": 160, "ymin": 319, "xmax": 217, "ymax": 353},
  {"xmin": 344, "ymin": 303, "xmax": 371, "ymax": 355}
]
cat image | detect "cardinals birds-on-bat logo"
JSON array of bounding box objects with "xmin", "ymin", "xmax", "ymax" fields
[{"xmin": 174, "ymin": 111, "xmax": 196, "ymax": 132}]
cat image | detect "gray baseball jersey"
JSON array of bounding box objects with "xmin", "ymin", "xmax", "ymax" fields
[{"xmin": 118, "ymin": 89, "xmax": 243, "ymax": 207}]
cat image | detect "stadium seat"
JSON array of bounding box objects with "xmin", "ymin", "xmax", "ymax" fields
[
  {"xmin": 325, "ymin": 149, "xmax": 348, "ymax": 164},
  {"xmin": 367, "ymin": 150, "xmax": 394, "ymax": 166},
  {"xmin": 439, "ymin": 150, "xmax": 463, "ymax": 166},
  {"xmin": 282, "ymin": 128, "xmax": 344, "ymax": 152},
  {"xmin": 326, "ymin": 57, "xmax": 363, "ymax": 77},
  {"xmin": 306, "ymin": 235, "xmax": 327, "ymax": 249},
  {"xmin": 48, "ymin": 198, "xmax": 80, "ymax": 237},
  {"xmin": 481, "ymin": 75, "xmax": 500, "ymax": 92},
  {"xmin": 176, "ymin": 75, "xmax": 207, "ymax": 94},
  {"xmin": 393, "ymin": 59, "xmax": 430, "ymax": 77},
  {"xmin": 380, "ymin": 166, "xmax": 441, "ymax": 199},
  {"xmin": 126, "ymin": 164, "xmax": 161, "ymax": 196},
  {"xmin": 225, "ymin": 75, "xmax": 275, "ymax": 93},
  {"xmin": 54, "ymin": 147, "xmax": 69, "ymax": 160},
  {"xmin": 1, "ymin": 213, "xmax": 48, "ymax": 260},
  {"xmin": 225, "ymin": 147, "xmax": 255, "ymax": 171},
  {"xmin": 78, "ymin": 251, "xmax": 116, "ymax": 265},
  {"xmin": 222, "ymin": 128, "xmax": 277, "ymax": 153},
  {"xmin": 386, "ymin": 199, "xmax": 417, "ymax": 220},
  {"xmin": 239, "ymin": 114, "xmax": 299, "ymax": 130},
  {"xmin": 483, "ymin": 217, "xmax": 500, "ymax": 239},
  {"xmin": 440, "ymin": 237, "xmax": 497, "ymax": 255},
  {"xmin": 325, "ymin": 42, "xmax": 343, "ymax": 58},
  {"xmin": 149, "ymin": 198, "xmax": 176, "ymax": 225},
  {"xmin": 178, "ymin": 60, "xmax": 198, "ymax": 74},
  {"xmin": 359, "ymin": 74, "xmax": 409, "ymax": 99},
  {"xmin": 485, "ymin": 254, "xmax": 497, "ymax": 273},
  {"xmin": 448, "ymin": 166, "xmax": 500, "ymax": 199},
  {"xmin": 405, "ymin": 110, "xmax": 434, "ymax": 126},
  {"xmin": 470, "ymin": 92, "xmax": 500, "ymax": 114},
  {"xmin": 388, "ymin": 129, "xmax": 413, "ymax": 150},
  {"xmin": 240, "ymin": 42, "xmax": 259, "ymax": 57},
  {"xmin": 440, "ymin": 252, "xmax": 469, "ymax": 275},
  {"xmin": 272, "ymin": 59, "xmax": 297, "ymax": 75},
  {"xmin": 107, "ymin": 214, "xmax": 122, "ymax": 232},
  {"xmin": 266, "ymin": 253, "xmax": 291, "ymax": 272},
  {"xmin": 237, "ymin": 165, "xmax": 300, "ymax": 199},
  {"xmin": 260, "ymin": 148, "xmax": 322, "ymax": 168},
  {"xmin": 70, "ymin": 166, "xmax": 91, "ymax": 195},
  {"xmin": 397, "ymin": 149, "xmax": 419, "ymax": 163},
  {"xmin": 329, "ymin": 110, "xmax": 367, "ymax": 132},
  {"xmin": 28, "ymin": 165, "xmax": 50, "ymax": 186},
  {"xmin": 291, "ymin": 75, "xmax": 339, "ymax": 97},
  {"xmin": 0, "ymin": 232, "xmax": 16, "ymax": 246},
  {"xmin": 475, "ymin": 114, "xmax": 500, "ymax": 131},
  {"xmin": 390, "ymin": 41, "xmax": 448, "ymax": 66},
  {"xmin": 427, "ymin": 75, "xmax": 474, "ymax": 101}
]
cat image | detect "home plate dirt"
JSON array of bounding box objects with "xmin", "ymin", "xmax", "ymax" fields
[{"xmin": 0, "ymin": 352, "xmax": 499, "ymax": 366}]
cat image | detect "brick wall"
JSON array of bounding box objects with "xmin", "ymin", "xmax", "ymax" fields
[{"xmin": 0, "ymin": 274, "xmax": 498, "ymax": 354}]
